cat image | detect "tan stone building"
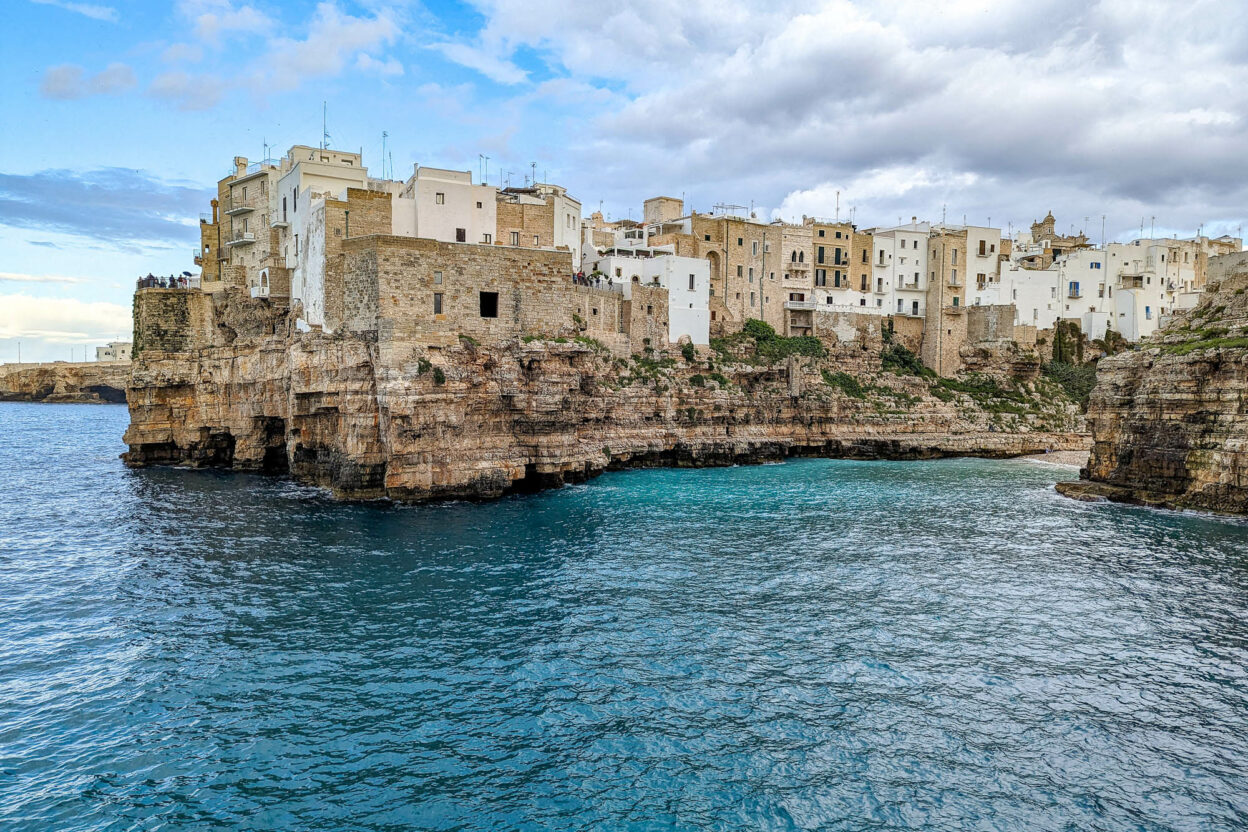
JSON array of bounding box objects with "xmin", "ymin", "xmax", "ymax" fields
[{"xmin": 922, "ymin": 229, "xmax": 969, "ymax": 376}]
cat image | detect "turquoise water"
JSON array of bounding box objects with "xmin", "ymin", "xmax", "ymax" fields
[{"xmin": 2, "ymin": 403, "xmax": 1248, "ymax": 831}]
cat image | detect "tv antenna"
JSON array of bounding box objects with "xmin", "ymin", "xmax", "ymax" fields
[
  {"xmin": 381, "ymin": 131, "xmax": 389, "ymax": 178},
  {"xmin": 321, "ymin": 101, "xmax": 331, "ymax": 149}
]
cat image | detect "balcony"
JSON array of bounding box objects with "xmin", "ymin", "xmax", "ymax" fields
[
  {"xmin": 896, "ymin": 281, "xmax": 923, "ymax": 292},
  {"xmin": 227, "ymin": 230, "xmax": 256, "ymax": 246},
  {"xmin": 193, "ymin": 248, "xmax": 204, "ymax": 265},
  {"xmin": 1068, "ymin": 291, "xmax": 1082, "ymax": 299},
  {"xmin": 784, "ymin": 299, "xmax": 818, "ymax": 311},
  {"xmin": 1120, "ymin": 274, "xmax": 1145, "ymax": 289},
  {"xmin": 224, "ymin": 198, "xmax": 255, "ymax": 216},
  {"xmin": 199, "ymin": 212, "xmax": 214, "ymax": 224},
  {"xmin": 271, "ymin": 215, "xmax": 289, "ymax": 228},
  {"xmin": 944, "ymin": 304, "xmax": 964, "ymax": 314}
]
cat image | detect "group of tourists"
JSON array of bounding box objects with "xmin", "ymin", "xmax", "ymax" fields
[
  {"xmin": 572, "ymin": 271, "xmax": 614, "ymax": 290},
  {"xmin": 136, "ymin": 274, "xmax": 193, "ymax": 289}
]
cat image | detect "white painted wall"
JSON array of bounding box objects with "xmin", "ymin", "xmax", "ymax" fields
[
  {"xmin": 397, "ymin": 167, "xmax": 498, "ymax": 245},
  {"xmin": 589, "ymin": 252, "xmax": 710, "ymax": 344}
]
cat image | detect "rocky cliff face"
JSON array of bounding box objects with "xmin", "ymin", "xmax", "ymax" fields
[
  {"xmin": 0, "ymin": 362, "xmax": 129, "ymax": 403},
  {"xmin": 124, "ymin": 290, "xmax": 1087, "ymax": 502},
  {"xmin": 1058, "ymin": 259, "xmax": 1248, "ymax": 514}
]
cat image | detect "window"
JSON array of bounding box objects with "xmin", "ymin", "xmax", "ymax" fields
[
  {"xmin": 434, "ymin": 271, "xmax": 443, "ymax": 284},
  {"xmin": 836, "ymin": 231, "xmax": 842, "ymax": 239},
  {"xmin": 688, "ymin": 274, "xmax": 695, "ymax": 291},
  {"xmin": 533, "ymin": 235, "xmax": 540, "ymax": 245},
  {"xmin": 737, "ymin": 265, "xmax": 743, "ymax": 277},
  {"xmin": 912, "ymin": 301, "xmax": 919, "ymax": 316},
  {"xmin": 476, "ymin": 201, "xmax": 483, "ymax": 209},
  {"xmin": 748, "ymin": 267, "xmax": 754, "ymax": 281},
  {"xmin": 952, "ymin": 249, "xmax": 958, "ymax": 264},
  {"xmin": 860, "ymin": 298, "xmax": 866, "ymax": 306},
  {"xmin": 951, "ymin": 269, "xmax": 956, "ymax": 283},
  {"xmin": 510, "ymin": 231, "xmax": 520, "ymax": 246},
  {"xmin": 483, "ymin": 233, "xmax": 492, "ymax": 244},
  {"xmin": 799, "ymin": 251, "xmax": 804, "ymax": 263},
  {"xmin": 827, "ymin": 296, "xmax": 834, "ymax": 304},
  {"xmin": 978, "ymin": 240, "xmax": 986, "ymax": 256},
  {"xmin": 282, "ymin": 196, "xmax": 287, "ymax": 220},
  {"xmin": 1145, "ymin": 306, "xmax": 1152, "ymax": 320},
  {"xmin": 293, "ymin": 190, "xmax": 297, "ymax": 211},
  {"xmin": 737, "ymin": 237, "xmax": 744, "ymax": 246},
  {"xmin": 433, "ymin": 292, "xmax": 443, "ymax": 314},
  {"xmin": 241, "ymin": 186, "xmax": 247, "ymax": 200},
  {"xmin": 704, "ymin": 234, "xmax": 711, "ymax": 241},
  {"xmin": 860, "ymin": 275, "xmax": 868, "ymax": 291},
  {"xmin": 952, "ymin": 297, "xmax": 959, "ymax": 307},
  {"xmin": 479, "ymin": 291, "xmax": 499, "ymax": 318},
  {"xmin": 456, "ymin": 228, "xmax": 466, "ymax": 243},
  {"xmin": 436, "ymin": 192, "xmax": 445, "ymax": 204},
  {"xmin": 752, "ymin": 241, "xmax": 759, "ymax": 256},
  {"xmin": 1090, "ymin": 262, "xmax": 1101, "ymax": 269},
  {"xmin": 615, "ymin": 268, "xmax": 622, "ymax": 278},
  {"xmin": 862, "ymin": 249, "xmax": 868, "ymax": 263},
  {"xmin": 818, "ymin": 229, "xmax": 825, "ymax": 238},
  {"xmin": 815, "ymin": 268, "xmax": 827, "ymax": 287},
  {"xmin": 750, "ymin": 292, "xmax": 755, "ymax": 305},
  {"xmin": 295, "ymin": 234, "xmax": 299, "ymax": 255},
  {"xmin": 817, "ymin": 246, "xmax": 825, "ymax": 264}
]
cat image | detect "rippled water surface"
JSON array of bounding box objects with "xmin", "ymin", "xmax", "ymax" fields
[{"xmin": 3, "ymin": 402, "xmax": 1248, "ymax": 830}]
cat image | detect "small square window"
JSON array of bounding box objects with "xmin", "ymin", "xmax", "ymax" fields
[
  {"xmin": 476, "ymin": 201, "xmax": 482, "ymax": 209},
  {"xmin": 434, "ymin": 271, "xmax": 443, "ymax": 284},
  {"xmin": 436, "ymin": 192, "xmax": 445, "ymax": 204}
]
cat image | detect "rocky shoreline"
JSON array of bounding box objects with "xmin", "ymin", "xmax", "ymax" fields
[
  {"xmin": 1056, "ymin": 254, "xmax": 1248, "ymax": 516},
  {"xmin": 0, "ymin": 362, "xmax": 129, "ymax": 404},
  {"xmin": 123, "ymin": 290, "xmax": 1089, "ymax": 503}
]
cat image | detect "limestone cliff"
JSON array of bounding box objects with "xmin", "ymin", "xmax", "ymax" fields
[
  {"xmin": 124, "ymin": 289, "xmax": 1087, "ymax": 502},
  {"xmin": 1058, "ymin": 255, "xmax": 1248, "ymax": 513},
  {"xmin": 0, "ymin": 362, "xmax": 129, "ymax": 403}
]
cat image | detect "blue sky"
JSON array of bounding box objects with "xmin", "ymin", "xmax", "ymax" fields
[{"xmin": 5, "ymin": 0, "xmax": 1248, "ymax": 361}]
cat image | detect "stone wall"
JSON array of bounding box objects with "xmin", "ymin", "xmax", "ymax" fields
[
  {"xmin": 496, "ymin": 197, "xmax": 555, "ymax": 250},
  {"xmin": 133, "ymin": 289, "xmax": 215, "ymax": 354}
]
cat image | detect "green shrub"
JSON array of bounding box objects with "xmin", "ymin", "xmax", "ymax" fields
[
  {"xmin": 708, "ymin": 372, "xmax": 731, "ymax": 388},
  {"xmin": 417, "ymin": 357, "xmax": 432, "ymax": 374},
  {"xmin": 881, "ymin": 343, "xmax": 933, "ymax": 377},
  {"xmin": 681, "ymin": 342, "xmax": 696, "ymax": 362},
  {"xmin": 689, "ymin": 374, "xmax": 706, "ymax": 387},
  {"xmin": 821, "ymin": 369, "xmax": 866, "ymax": 398},
  {"xmin": 432, "ymin": 367, "xmax": 446, "ymax": 385}
]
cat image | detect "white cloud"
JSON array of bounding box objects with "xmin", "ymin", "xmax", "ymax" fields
[
  {"xmin": 0, "ymin": 295, "xmax": 131, "ymax": 345},
  {"xmin": 356, "ymin": 53, "xmax": 404, "ymax": 77},
  {"xmin": 0, "ymin": 272, "xmax": 88, "ymax": 284},
  {"xmin": 39, "ymin": 63, "xmax": 135, "ymax": 100},
  {"xmin": 178, "ymin": 0, "xmax": 271, "ymax": 43},
  {"xmin": 29, "ymin": 0, "xmax": 118, "ymax": 22},
  {"xmin": 148, "ymin": 71, "xmax": 223, "ymax": 110},
  {"xmin": 433, "ymin": 41, "xmax": 527, "ymax": 84},
  {"xmin": 162, "ymin": 42, "xmax": 205, "ymax": 63},
  {"xmin": 252, "ymin": 2, "xmax": 399, "ymax": 92}
]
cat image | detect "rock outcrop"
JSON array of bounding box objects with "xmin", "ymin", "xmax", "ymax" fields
[
  {"xmin": 1057, "ymin": 254, "xmax": 1248, "ymax": 514},
  {"xmin": 0, "ymin": 361, "xmax": 129, "ymax": 403},
  {"xmin": 124, "ymin": 288, "xmax": 1088, "ymax": 502}
]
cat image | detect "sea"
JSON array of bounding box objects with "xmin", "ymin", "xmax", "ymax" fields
[{"xmin": 1, "ymin": 401, "xmax": 1246, "ymax": 831}]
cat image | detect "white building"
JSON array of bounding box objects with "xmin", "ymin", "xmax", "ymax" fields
[
  {"xmin": 865, "ymin": 221, "xmax": 930, "ymax": 319},
  {"xmin": 95, "ymin": 342, "xmax": 132, "ymax": 362},
  {"xmin": 392, "ymin": 166, "xmax": 497, "ymax": 245},
  {"xmin": 589, "ymin": 246, "xmax": 710, "ymax": 344}
]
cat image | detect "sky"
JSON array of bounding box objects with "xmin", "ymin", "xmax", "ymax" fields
[{"xmin": 4, "ymin": 0, "xmax": 1248, "ymax": 362}]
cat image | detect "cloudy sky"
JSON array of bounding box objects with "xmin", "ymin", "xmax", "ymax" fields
[{"xmin": 3, "ymin": 0, "xmax": 1247, "ymax": 361}]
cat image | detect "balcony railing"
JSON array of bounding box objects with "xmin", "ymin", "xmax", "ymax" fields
[
  {"xmin": 784, "ymin": 300, "xmax": 818, "ymax": 311},
  {"xmin": 224, "ymin": 198, "xmax": 255, "ymax": 216},
  {"xmin": 271, "ymin": 215, "xmax": 289, "ymax": 228},
  {"xmin": 1068, "ymin": 291, "xmax": 1082, "ymax": 299},
  {"xmin": 227, "ymin": 230, "xmax": 256, "ymax": 246}
]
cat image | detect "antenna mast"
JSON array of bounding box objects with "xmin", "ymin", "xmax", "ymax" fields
[
  {"xmin": 382, "ymin": 131, "xmax": 389, "ymax": 178},
  {"xmin": 321, "ymin": 102, "xmax": 331, "ymax": 149}
]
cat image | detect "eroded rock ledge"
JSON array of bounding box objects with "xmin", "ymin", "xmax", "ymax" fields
[
  {"xmin": 0, "ymin": 362, "xmax": 129, "ymax": 403},
  {"xmin": 123, "ymin": 289, "xmax": 1088, "ymax": 503},
  {"xmin": 1058, "ymin": 254, "xmax": 1248, "ymax": 515}
]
